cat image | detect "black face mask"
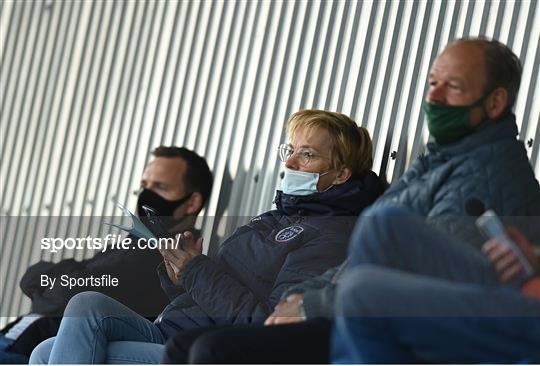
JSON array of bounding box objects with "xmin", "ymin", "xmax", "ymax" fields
[{"xmin": 136, "ymin": 189, "xmax": 192, "ymax": 232}]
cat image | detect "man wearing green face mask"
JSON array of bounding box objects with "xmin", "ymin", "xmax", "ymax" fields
[
  {"xmin": 327, "ymin": 40, "xmax": 540, "ymax": 364},
  {"xmin": 423, "ymin": 39, "xmax": 522, "ymax": 145},
  {"xmin": 371, "ymin": 38, "xmax": 540, "ymax": 235}
]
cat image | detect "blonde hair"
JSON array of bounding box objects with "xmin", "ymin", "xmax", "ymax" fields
[{"xmin": 286, "ymin": 109, "xmax": 373, "ymax": 176}]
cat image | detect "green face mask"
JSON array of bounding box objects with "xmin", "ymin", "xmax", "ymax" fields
[{"xmin": 423, "ymin": 94, "xmax": 490, "ymax": 145}]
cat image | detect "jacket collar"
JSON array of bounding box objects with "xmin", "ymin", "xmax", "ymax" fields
[
  {"xmin": 427, "ymin": 113, "xmax": 518, "ymax": 157},
  {"xmin": 274, "ymin": 170, "xmax": 385, "ymax": 216}
]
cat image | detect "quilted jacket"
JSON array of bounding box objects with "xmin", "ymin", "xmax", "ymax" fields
[{"xmin": 372, "ymin": 113, "xmax": 540, "ymax": 247}]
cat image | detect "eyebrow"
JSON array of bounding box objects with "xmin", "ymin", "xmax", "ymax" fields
[
  {"xmin": 447, "ymin": 76, "xmax": 464, "ymax": 83},
  {"xmin": 428, "ymin": 74, "xmax": 466, "ymax": 88},
  {"xmin": 141, "ymin": 179, "xmax": 170, "ymax": 189},
  {"xmin": 154, "ymin": 181, "xmax": 170, "ymax": 188},
  {"xmin": 428, "ymin": 72, "xmax": 464, "ymax": 82},
  {"xmin": 290, "ymin": 143, "xmax": 321, "ymax": 154}
]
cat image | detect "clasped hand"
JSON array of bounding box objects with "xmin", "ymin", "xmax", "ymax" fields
[
  {"xmin": 264, "ymin": 294, "xmax": 305, "ymax": 326},
  {"xmin": 159, "ymin": 231, "xmax": 203, "ymax": 286}
]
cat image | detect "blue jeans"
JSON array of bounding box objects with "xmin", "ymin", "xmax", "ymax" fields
[
  {"xmin": 29, "ymin": 292, "xmax": 165, "ymax": 364},
  {"xmin": 345, "ymin": 205, "xmax": 498, "ymax": 284},
  {"xmin": 331, "ymin": 205, "xmax": 540, "ymax": 363}
]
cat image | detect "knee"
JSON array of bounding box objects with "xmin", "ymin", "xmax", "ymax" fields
[
  {"xmin": 64, "ymin": 291, "xmax": 114, "ymax": 317},
  {"xmin": 349, "ymin": 204, "xmax": 412, "ymax": 262},
  {"xmin": 29, "ymin": 337, "xmax": 55, "ymax": 364},
  {"xmin": 335, "ymin": 265, "xmax": 398, "ymax": 317}
]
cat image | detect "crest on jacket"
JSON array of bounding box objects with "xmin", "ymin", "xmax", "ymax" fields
[{"xmin": 275, "ymin": 225, "xmax": 304, "ymax": 242}]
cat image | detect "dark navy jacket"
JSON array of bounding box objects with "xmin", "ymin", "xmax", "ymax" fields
[{"xmin": 154, "ymin": 171, "xmax": 385, "ymax": 338}]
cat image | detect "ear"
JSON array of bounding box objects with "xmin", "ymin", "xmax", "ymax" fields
[
  {"xmin": 185, "ymin": 192, "xmax": 203, "ymax": 215},
  {"xmin": 486, "ymin": 87, "xmax": 508, "ymax": 120},
  {"xmin": 332, "ymin": 167, "xmax": 352, "ymax": 185}
]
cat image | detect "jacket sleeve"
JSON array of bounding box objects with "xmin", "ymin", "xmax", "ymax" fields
[
  {"xmin": 301, "ymin": 285, "xmax": 337, "ymax": 319},
  {"xmin": 19, "ymin": 259, "xmax": 85, "ymax": 315},
  {"xmin": 157, "ymin": 262, "xmax": 186, "ymax": 300},
  {"xmin": 284, "ymin": 261, "xmax": 347, "ymax": 319},
  {"xmin": 182, "ymin": 233, "xmax": 347, "ymax": 324},
  {"xmin": 182, "ymin": 255, "xmax": 270, "ymax": 322},
  {"xmin": 281, "ymin": 265, "xmax": 340, "ymax": 298},
  {"xmin": 21, "ymin": 242, "xmax": 168, "ymax": 316}
]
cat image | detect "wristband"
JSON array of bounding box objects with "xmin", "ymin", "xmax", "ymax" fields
[
  {"xmin": 534, "ymin": 246, "xmax": 540, "ymax": 275},
  {"xmin": 298, "ymin": 298, "xmax": 307, "ymax": 321}
]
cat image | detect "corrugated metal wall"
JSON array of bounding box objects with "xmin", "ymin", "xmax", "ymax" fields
[{"xmin": 1, "ymin": 0, "xmax": 539, "ymax": 326}]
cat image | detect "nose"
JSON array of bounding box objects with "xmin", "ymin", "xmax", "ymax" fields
[
  {"xmin": 144, "ymin": 182, "xmax": 157, "ymax": 193},
  {"xmin": 427, "ymin": 84, "xmax": 446, "ymax": 104},
  {"xmin": 285, "ymin": 154, "xmax": 299, "ymax": 170}
]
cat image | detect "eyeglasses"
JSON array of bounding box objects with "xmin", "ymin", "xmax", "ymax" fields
[{"xmin": 278, "ymin": 143, "xmax": 329, "ymax": 167}]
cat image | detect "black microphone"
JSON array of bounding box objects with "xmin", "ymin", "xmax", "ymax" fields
[{"xmin": 465, "ymin": 198, "xmax": 485, "ymax": 217}]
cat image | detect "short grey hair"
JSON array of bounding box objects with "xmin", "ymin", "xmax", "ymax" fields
[{"xmin": 453, "ymin": 37, "xmax": 522, "ymax": 115}]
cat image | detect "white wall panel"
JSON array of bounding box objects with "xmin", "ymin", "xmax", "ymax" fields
[{"xmin": 1, "ymin": 0, "xmax": 539, "ymax": 326}]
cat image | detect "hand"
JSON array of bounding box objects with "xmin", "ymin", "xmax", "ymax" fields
[
  {"xmin": 164, "ymin": 259, "xmax": 182, "ymax": 286},
  {"xmin": 160, "ymin": 231, "xmax": 203, "ymax": 284},
  {"xmin": 264, "ymin": 294, "xmax": 305, "ymax": 326},
  {"xmin": 482, "ymin": 227, "xmax": 539, "ymax": 285}
]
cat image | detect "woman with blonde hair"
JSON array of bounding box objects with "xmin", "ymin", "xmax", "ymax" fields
[{"xmin": 30, "ymin": 110, "xmax": 385, "ymax": 364}]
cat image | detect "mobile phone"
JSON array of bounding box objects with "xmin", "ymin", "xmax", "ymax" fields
[
  {"xmin": 141, "ymin": 205, "xmax": 174, "ymax": 239},
  {"xmin": 476, "ymin": 210, "xmax": 533, "ymax": 277}
]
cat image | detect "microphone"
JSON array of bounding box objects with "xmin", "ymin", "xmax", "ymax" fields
[
  {"xmin": 470, "ymin": 198, "xmax": 534, "ymax": 278},
  {"xmin": 465, "ymin": 198, "xmax": 485, "ymax": 217}
]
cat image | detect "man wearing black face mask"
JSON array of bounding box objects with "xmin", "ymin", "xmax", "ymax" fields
[
  {"xmin": 136, "ymin": 146, "xmax": 212, "ymax": 236},
  {"xmin": 0, "ymin": 146, "xmax": 212, "ymax": 363}
]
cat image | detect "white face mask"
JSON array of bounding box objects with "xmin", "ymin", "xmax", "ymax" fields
[{"xmin": 281, "ymin": 168, "xmax": 332, "ymax": 196}]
